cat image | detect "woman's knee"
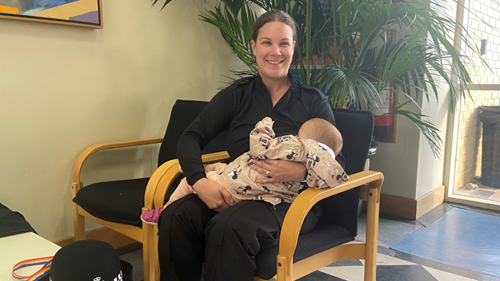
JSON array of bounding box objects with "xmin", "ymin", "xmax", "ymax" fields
[
  {"xmin": 206, "ymin": 202, "xmax": 252, "ymax": 231},
  {"xmin": 159, "ymin": 194, "xmax": 214, "ymax": 231},
  {"xmin": 205, "ymin": 201, "xmax": 279, "ymax": 243}
]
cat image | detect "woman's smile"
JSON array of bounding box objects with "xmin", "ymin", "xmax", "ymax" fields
[{"xmin": 267, "ymin": 60, "xmax": 284, "ymax": 65}]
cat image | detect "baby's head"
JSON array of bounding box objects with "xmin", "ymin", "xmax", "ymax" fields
[{"xmin": 298, "ymin": 118, "xmax": 343, "ymax": 155}]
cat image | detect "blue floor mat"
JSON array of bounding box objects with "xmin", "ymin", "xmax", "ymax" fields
[{"xmin": 391, "ymin": 208, "xmax": 500, "ymax": 278}]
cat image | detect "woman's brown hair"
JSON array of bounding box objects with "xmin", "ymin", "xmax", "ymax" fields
[{"xmin": 252, "ymin": 10, "xmax": 297, "ymax": 42}]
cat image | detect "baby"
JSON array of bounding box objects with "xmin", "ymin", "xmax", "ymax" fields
[{"xmin": 141, "ymin": 117, "xmax": 348, "ymax": 225}]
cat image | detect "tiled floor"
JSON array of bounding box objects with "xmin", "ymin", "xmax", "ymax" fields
[{"xmin": 119, "ymin": 203, "xmax": 500, "ymax": 281}]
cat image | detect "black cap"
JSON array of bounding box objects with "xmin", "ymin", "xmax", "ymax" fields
[{"xmin": 40, "ymin": 240, "xmax": 132, "ymax": 281}]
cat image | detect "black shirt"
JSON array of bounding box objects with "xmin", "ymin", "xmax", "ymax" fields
[{"xmin": 177, "ymin": 74, "xmax": 346, "ymax": 186}]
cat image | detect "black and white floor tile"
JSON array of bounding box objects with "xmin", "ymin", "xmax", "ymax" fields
[{"xmin": 298, "ymin": 251, "xmax": 482, "ymax": 281}]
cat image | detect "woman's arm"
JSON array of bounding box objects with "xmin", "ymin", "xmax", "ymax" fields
[
  {"xmin": 177, "ymin": 89, "xmax": 234, "ymax": 186},
  {"xmin": 192, "ymin": 178, "xmax": 234, "ymax": 212},
  {"xmin": 177, "ymin": 89, "xmax": 235, "ymax": 210}
]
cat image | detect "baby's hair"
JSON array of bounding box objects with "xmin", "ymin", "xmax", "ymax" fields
[{"xmin": 300, "ymin": 118, "xmax": 343, "ymax": 155}]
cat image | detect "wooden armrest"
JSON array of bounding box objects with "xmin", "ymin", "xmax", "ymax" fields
[
  {"xmin": 144, "ymin": 151, "xmax": 230, "ymax": 209},
  {"xmin": 72, "ymin": 138, "xmax": 163, "ymax": 185},
  {"xmin": 277, "ymin": 171, "xmax": 384, "ymax": 262}
]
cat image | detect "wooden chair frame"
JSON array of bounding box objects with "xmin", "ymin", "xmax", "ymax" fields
[
  {"xmin": 72, "ymin": 138, "xmax": 229, "ymax": 281},
  {"xmin": 72, "ymin": 138, "xmax": 163, "ymax": 281},
  {"xmin": 253, "ymin": 170, "xmax": 384, "ymax": 281},
  {"xmin": 74, "ymin": 141, "xmax": 382, "ymax": 281}
]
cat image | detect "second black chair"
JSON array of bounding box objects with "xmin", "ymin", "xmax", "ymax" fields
[{"xmin": 72, "ymin": 99, "xmax": 226, "ymax": 281}]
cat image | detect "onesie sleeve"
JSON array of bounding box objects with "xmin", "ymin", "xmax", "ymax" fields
[
  {"xmin": 301, "ymin": 139, "xmax": 349, "ymax": 189},
  {"xmin": 248, "ymin": 118, "xmax": 275, "ymax": 157},
  {"xmin": 248, "ymin": 119, "xmax": 308, "ymax": 162}
]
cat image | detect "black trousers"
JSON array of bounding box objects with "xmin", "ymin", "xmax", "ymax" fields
[{"xmin": 157, "ymin": 194, "xmax": 320, "ymax": 281}]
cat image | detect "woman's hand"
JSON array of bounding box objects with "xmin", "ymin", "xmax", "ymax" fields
[
  {"xmin": 251, "ymin": 159, "xmax": 306, "ymax": 184},
  {"xmin": 192, "ymin": 178, "xmax": 234, "ymax": 212}
]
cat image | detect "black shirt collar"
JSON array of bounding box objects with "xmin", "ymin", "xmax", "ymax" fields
[
  {"xmin": 255, "ymin": 71, "xmax": 297, "ymax": 84},
  {"xmin": 255, "ymin": 71, "xmax": 299, "ymax": 95}
]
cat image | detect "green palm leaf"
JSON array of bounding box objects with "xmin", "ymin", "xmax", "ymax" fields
[{"xmin": 152, "ymin": 0, "xmax": 485, "ymax": 156}]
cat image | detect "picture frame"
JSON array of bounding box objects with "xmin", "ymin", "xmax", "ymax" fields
[{"xmin": 0, "ymin": 0, "xmax": 102, "ymax": 29}]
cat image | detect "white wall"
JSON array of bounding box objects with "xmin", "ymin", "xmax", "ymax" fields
[
  {"xmin": 0, "ymin": 0, "xmax": 241, "ymax": 241},
  {"xmin": 370, "ymin": 89, "xmax": 449, "ymax": 200},
  {"xmin": 416, "ymin": 91, "xmax": 449, "ymax": 198},
  {"xmin": 370, "ymin": 93, "xmax": 421, "ymax": 199}
]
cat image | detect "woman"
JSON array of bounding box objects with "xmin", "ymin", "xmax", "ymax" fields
[{"xmin": 158, "ymin": 10, "xmax": 345, "ymax": 281}]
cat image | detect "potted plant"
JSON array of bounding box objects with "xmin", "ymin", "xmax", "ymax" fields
[{"xmin": 153, "ymin": 0, "xmax": 483, "ymax": 157}]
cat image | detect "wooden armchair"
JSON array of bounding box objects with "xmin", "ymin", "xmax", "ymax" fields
[
  {"xmin": 255, "ymin": 108, "xmax": 383, "ymax": 280},
  {"xmin": 254, "ymin": 108, "xmax": 383, "ymax": 280},
  {"xmin": 145, "ymin": 108, "xmax": 383, "ymax": 280}
]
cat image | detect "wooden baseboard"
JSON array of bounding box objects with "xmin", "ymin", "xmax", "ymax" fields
[
  {"xmin": 416, "ymin": 185, "xmax": 445, "ymax": 218},
  {"xmin": 53, "ymin": 227, "xmax": 137, "ymax": 249},
  {"xmin": 379, "ymin": 185, "xmax": 445, "ymax": 219},
  {"xmin": 379, "ymin": 193, "xmax": 416, "ymax": 219}
]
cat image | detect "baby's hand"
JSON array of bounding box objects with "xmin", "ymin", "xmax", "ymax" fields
[{"xmin": 262, "ymin": 117, "xmax": 273, "ymax": 126}]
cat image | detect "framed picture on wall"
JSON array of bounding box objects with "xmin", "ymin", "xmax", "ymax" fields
[{"xmin": 0, "ymin": 0, "xmax": 102, "ymax": 29}]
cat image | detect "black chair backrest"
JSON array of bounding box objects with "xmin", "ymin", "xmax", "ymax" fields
[
  {"xmin": 158, "ymin": 100, "xmax": 227, "ymax": 167},
  {"xmin": 318, "ymin": 108, "xmax": 374, "ymax": 236},
  {"xmin": 333, "ymin": 108, "xmax": 374, "ymax": 175}
]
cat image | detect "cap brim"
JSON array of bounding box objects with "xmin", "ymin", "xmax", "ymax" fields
[
  {"xmin": 36, "ymin": 261, "xmax": 132, "ymax": 281},
  {"xmin": 120, "ymin": 259, "xmax": 134, "ymax": 281}
]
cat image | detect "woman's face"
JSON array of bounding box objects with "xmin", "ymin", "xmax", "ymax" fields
[{"xmin": 251, "ymin": 21, "xmax": 295, "ymax": 82}]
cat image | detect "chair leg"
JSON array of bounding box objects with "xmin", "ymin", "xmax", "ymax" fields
[
  {"xmin": 364, "ymin": 186, "xmax": 380, "ymax": 281},
  {"xmin": 72, "ymin": 203, "xmax": 86, "ymax": 241},
  {"xmin": 276, "ymin": 255, "xmax": 293, "ymax": 281},
  {"xmin": 154, "ymin": 232, "xmax": 161, "ymax": 281},
  {"xmin": 143, "ymin": 222, "xmax": 157, "ymax": 281}
]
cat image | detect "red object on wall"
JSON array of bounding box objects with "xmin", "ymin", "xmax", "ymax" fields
[
  {"xmin": 373, "ymin": 83, "xmax": 394, "ymax": 137},
  {"xmin": 373, "ymin": 29, "xmax": 397, "ymax": 138}
]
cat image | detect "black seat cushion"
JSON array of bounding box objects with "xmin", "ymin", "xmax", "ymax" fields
[
  {"xmin": 254, "ymin": 224, "xmax": 354, "ymax": 279},
  {"xmin": 73, "ymin": 178, "xmax": 150, "ymax": 226}
]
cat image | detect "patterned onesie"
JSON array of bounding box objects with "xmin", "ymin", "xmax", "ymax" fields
[{"xmin": 165, "ymin": 119, "xmax": 348, "ymax": 207}]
